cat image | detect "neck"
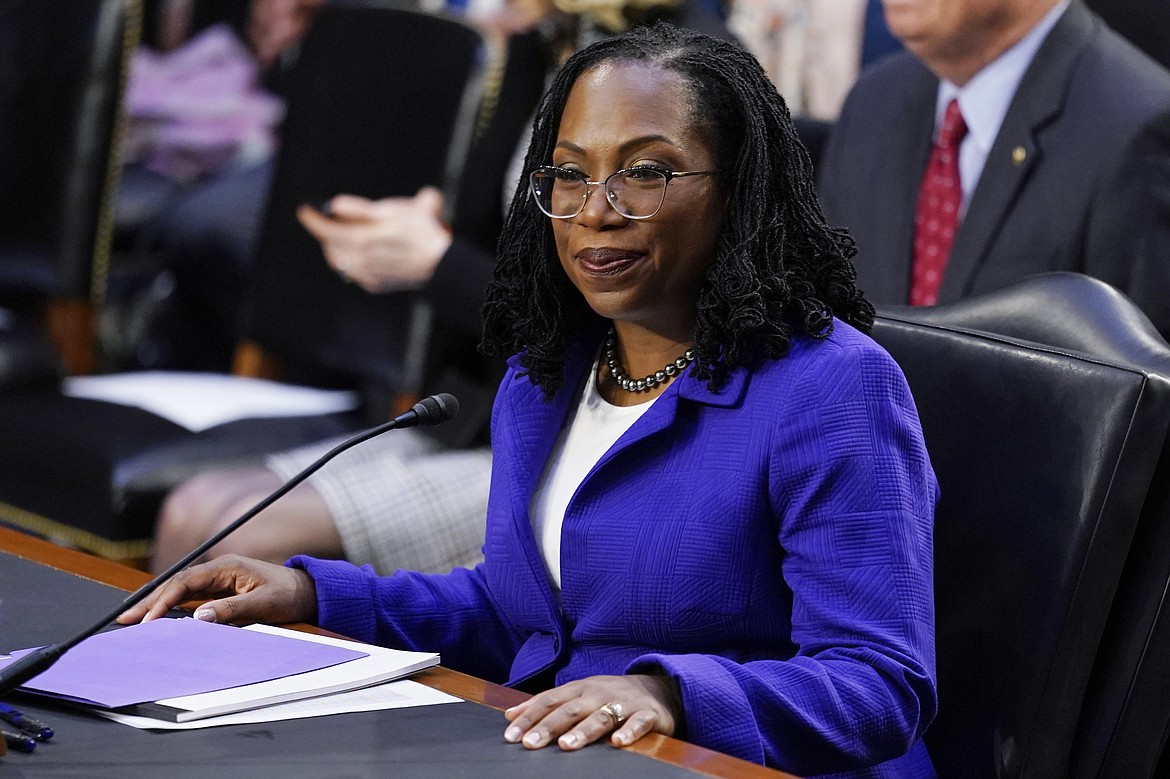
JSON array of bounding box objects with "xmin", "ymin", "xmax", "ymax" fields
[
  {"xmin": 924, "ymin": 0, "xmax": 1060, "ymax": 87},
  {"xmin": 611, "ymin": 321, "xmax": 693, "ymax": 374}
]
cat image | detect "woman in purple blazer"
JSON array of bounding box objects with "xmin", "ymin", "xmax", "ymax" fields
[{"xmin": 124, "ymin": 24, "xmax": 939, "ymax": 778}]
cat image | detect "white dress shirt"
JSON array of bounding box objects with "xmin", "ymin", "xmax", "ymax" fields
[{"xmin": 936, "ymin": 0, "xmax": 1070, "ymax": 213}]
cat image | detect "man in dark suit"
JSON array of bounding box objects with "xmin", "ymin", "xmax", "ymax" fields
[{"xmin": 818, "ymin": 0, "xmax": 1170, "ymax": 336}]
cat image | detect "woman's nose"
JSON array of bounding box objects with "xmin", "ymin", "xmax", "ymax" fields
[{"xmin": 575, "ymin": 183, "xmax": 628, "ymax": 228}]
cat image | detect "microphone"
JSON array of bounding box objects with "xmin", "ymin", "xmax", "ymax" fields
[
  {"xmin": 405, "ymin": 392, "xmax": 458, "ymax": 428},
  {"xmin": 0, "ymin": 392, "xmax": 459, "ymax": 697}
]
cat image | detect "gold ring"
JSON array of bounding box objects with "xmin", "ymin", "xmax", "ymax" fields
[{"xmin": 598, "ymin": 701, "xmax": 626, "ymax": 729}]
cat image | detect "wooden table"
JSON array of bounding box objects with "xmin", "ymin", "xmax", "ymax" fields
[{"xmin": 0, "ymin": 526, "xmax": 793, "ymax": 778}]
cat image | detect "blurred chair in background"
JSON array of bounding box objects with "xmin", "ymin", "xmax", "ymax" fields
[
  {"xmin": 0, "ymin": 0, "xmax": 143, "ymax": 376},
  {"xmin": 105, "ymin": 0, "xmax": 314, "ymax": 373}
]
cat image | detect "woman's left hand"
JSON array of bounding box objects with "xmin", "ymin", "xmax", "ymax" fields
[{"xmin": 503, "ymin": 674, "xmax": 681, "ymax": 752}]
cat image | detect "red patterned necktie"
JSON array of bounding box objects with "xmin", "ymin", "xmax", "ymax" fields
[{"xmin": 910, "ymin": 98, "xmax": 968, "ymax": 306}]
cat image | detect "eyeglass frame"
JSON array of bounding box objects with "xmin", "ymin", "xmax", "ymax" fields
[{"xmin": 528, "ymin": 165, "xmax": 719, "ymax": 221}]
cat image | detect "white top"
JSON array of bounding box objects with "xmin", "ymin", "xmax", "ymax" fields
[
  {"xmin": 936, "ymin": 0, "xmax": 1070, "ymax": 213},
  {"xmin": 529, "ymin": 358, "xmax": 658, "ymax": 590}
]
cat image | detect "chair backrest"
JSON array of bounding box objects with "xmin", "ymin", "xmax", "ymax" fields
[
  {"xmin": 870, "ymin": 273, "xmax": 1170, "ymax": 778},
  {"xmin": 237, "ymin": 3, "xmax": 484, "ymax": 397},
  {"xmin": 886, "ymin": 272, "xmax": 1170, "ymax": 778},
  {"xmin": 0, "ymin": 0, "xmax": 141, "ymax": 373}
]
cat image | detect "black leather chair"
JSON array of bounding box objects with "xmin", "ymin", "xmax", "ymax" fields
[
  {"xmin": 0, "ymin": 4, "xmax": 485, "ymax": 562},
  {"xmin": 886, "ymin": 272, "xmax": 1170, "ymax": 778},
  {"xmin": 234, "ymin": 2, "xmax": 484, "ymax": 398},
  {"xmin": 870, "ymin": 273, "xmax": 1170, "ymax": 778},
  {"xmin": 0, "ymin": 0, "xmax": 142, "ymax": 375}
]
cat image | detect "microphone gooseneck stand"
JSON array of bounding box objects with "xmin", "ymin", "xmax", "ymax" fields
[{"xmin": 0, "ymin": 393, "xmax": 459, "ymax": 697}]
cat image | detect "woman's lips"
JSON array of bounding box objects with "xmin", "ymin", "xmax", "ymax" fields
[{"xmin": 576, "ymin": 248, "xmax": 642, "ymax": 275}]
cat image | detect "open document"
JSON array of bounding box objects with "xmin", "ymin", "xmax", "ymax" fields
[
  {"xmin": 0, "ymin": 619, "xmax": 441, "ymax": 723},
  {"xmin": 98, "ymin": 678, "xmax": 461, "ymax": 730},
  {"xmin": 64, "ymin": 371, "xmax": 359, "ymax": 432}
]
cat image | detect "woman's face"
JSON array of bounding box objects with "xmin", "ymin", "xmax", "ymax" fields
[{"xmin": 548, "ymin": 61, "xmax": 724, "ymax": 339}]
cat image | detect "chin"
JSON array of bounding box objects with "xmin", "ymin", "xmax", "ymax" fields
[
  {"xmin": 880, "ymin": 0, "xmax": 926, "ymax": 39},
  {"xmin": 581, "ymin": 299, "xmax": 633, "ymax": 324}
]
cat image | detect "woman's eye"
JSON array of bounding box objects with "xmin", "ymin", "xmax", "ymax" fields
[
  {"xmin": 553, "ymin": 167, "xmax": 585, "ymax": 180},
  {"xmin": 624, "ymin": 165, "xmax": 669, "ymax": 181}
]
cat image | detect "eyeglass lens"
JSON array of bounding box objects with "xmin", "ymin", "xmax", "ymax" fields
[{"xmin": 530, "ymin": 168, "xmax": 667, "ymax": 219}]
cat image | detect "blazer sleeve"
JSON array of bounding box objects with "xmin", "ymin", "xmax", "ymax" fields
[
  {"xmin": 1083, "ymin": 107, "xmax": 1170, "ymax": 340},
  {"xmin": 629, "ymin": 346, "xmax": 938, "ymax": 774},
  {"xmin": 288, "ymin": 556, "xmax": 527, "ymax": 684}
]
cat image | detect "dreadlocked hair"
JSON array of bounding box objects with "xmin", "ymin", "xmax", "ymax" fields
[{"xmin": 481, "ymin": 22, "xmax": 873, "ymax": 398}]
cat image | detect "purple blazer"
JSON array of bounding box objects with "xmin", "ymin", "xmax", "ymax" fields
[{"xmin": 291, "ymin": 320, "xmax": 938, "ymax": 778}]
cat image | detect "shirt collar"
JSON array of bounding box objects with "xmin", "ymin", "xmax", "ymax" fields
[{"xmin": 936, "ymin": 0, "xmax": 1070, "ymax": 154}]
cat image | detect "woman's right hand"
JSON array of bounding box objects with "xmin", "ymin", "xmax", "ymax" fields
[{"xmin": 116, "ymin": 554, "xmax": 319, "ymax": 627}]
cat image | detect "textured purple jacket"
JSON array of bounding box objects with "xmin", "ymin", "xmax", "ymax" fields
[{"xmin": 291, "ymin": 320, "xmax": 938, "ymax": 778}]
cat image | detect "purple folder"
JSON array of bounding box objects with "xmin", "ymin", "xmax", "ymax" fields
[{"xmin": 0, "ymin": 617, "xmax": 367, "ymax": 708}]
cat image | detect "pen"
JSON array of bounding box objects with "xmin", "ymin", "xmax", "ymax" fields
[
  {"xmin": 2, "ymin": 728, "xmax": 36, "ymax": 753},
  {"xmin": 0, "ymin": 702, "xmax": 53, "ymax": 740}
]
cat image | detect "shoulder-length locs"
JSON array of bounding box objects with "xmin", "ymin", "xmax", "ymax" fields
[{"xmin": 481, "ymin": 22, "xmax": 873, "ymax": 397}]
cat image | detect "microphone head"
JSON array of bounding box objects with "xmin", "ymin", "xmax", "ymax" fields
[{"xmin": 411, "ymin": 393, "xmax": 459, "ymax": 427}]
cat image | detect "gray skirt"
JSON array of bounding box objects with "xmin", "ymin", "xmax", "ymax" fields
[{"xmin": 266, "ymin": 430, "xmax": 491, "ymax": 576}]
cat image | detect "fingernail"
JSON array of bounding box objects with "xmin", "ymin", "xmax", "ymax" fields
[
  {"xmin": 614, "ymin": 731, "xmax": 630, "ymax": 746},
  {"xmin": 194, "ymin": 607, "xmax": 216, "ymax": 622},
  {"xmin": 504, "ymin": 726, "xmax": 521, "ymax": 743},
  {"xmin": 523, "ymin": 730, "xmax": 542, "ymax": 747},
  {"xmin": 560, "ymin": 733, "xmax": 578, "ymax": 747}
]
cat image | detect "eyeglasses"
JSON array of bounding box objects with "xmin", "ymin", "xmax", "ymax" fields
[{"xmin": 528, "ymin": 165, "xmax": 718, "ymax": 220}]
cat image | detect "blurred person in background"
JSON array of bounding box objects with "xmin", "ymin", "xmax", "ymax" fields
[
  {"xmin": 113, "ymin": 0, "xmax": 324, "ymax": 371},
  {"xmin": 818, "ymin": 0, "xmax": 1170, "ymax": 335}
]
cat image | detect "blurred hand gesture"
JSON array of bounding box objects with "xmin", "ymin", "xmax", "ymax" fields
[{"xmin": 297, "ymin": 187, "xmax": 453, "ymax": 294}]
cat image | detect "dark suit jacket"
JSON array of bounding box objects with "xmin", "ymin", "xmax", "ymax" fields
[
  {"xmin": 415, "ymin": 30, "xmax": 551, "ymax": 447},
  {"xmin": 818, "ymin": 1, "xmax": 1170, "ymax": 337}
]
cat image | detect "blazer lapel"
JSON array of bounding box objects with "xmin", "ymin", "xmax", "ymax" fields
[
  {"xmin": 498, "ymin": 342, "xmax": 591, "ymax": 611},
  {"xmin": 939, "ymin": 2, "xmax": 1094, "ymax": 301},
  {"xmin": 587, "ymin": 362, "xmax": 750, "ymax": 478},
  {"xmin": 500, "ymin": 359, "xmax": 578, "ymax": 525}
]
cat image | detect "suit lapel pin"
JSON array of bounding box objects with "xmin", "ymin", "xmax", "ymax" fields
[{"xmin": 1011, "ymin": 146, "xmax": 1027, "ymax": 165}]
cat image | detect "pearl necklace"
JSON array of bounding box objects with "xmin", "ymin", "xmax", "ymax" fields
[{"xmin": 603, "ymin": 327, "xmax": 696, "ymax": 393}]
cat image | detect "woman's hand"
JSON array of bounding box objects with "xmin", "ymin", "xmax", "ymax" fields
[
  {"xmin": 116, "ymin": 554, "xmax": 319, "ymax": 627},
  {"xmin": 503, "ymin": 674, "xmax": 682, "ymax": 752},
  {"xmin": 297, "ymin": 187, "xmax": 452, "ymax": 294}
]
